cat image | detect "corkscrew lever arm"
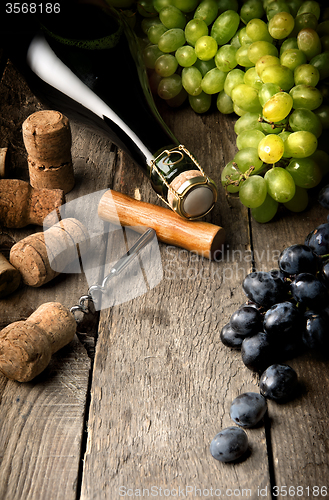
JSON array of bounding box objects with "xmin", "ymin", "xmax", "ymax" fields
[
  {"xmin": 70, "ymin": 228, "xmax": 156, "ymax": 320},
  {"xmin": 103, "ymin": 227, "xmax": 156, "ymax": 284}
]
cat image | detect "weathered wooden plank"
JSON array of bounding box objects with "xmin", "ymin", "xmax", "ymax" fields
[
  {"xmin": 0, "ymin": 60, "xmax": 117, "ymax": 499},
  {"xmin": 80, "ymin": 104, "xmax": 272, "ymax": 498},
  {"xmin": 250, "ymin": 202, "xmax": 329, "ymax": 499}
]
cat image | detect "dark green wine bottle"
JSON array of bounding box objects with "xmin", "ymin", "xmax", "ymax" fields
[{"xmin": 4, "ymin": 0, "xmax": 217, "ymax": 219}]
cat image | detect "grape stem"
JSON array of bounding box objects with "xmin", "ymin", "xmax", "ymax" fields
[{"xmin": 224, "ymin": 164, "xmax": 255, "ymax": 191}]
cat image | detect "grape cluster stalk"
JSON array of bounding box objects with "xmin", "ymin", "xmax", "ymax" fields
[{"xmin": 128, "ymin": 0, "xmax": 329, "ymax": 222}]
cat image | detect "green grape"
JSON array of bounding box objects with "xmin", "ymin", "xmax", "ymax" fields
[
  {"xmin": 189, "ymin": 91, "xmax": 212, "ymax": 113},
  {"xmin": 309, "ymin": 150, "xmax": 329, "ymax": 176},
  {"xmin": 258, "ymin": 82, "xmax": 281, "ymax": 106},
  {"xmin": 283, "ymin": 185, "xmax": 308, "ymax": 212},
  {"xmin": 264, "ymin": 167, "xmax": 296, "ymax": 203},
  {"xmin": 279, "ymin": 37, "xmax": 298, "ymax": 54},
  {"xmin": 278, "ymin": 130, "xmax": 292, "ymax": 158},
  {"xmin": 261, "ymin": 64, "xmax": 295, "ymax": 91},
  {"xmin": 148, "ymin": 71, "xmax": 163, "ymax": 94},
  {"xmin": 314, "ymin": 105, "xmax": 329, "ymax": 129},
  {"xmin": 230, "ymin": 31, "xmax": 242, "ymax": 49},
  {"xmin": 185, "ymin": 19, "xmax": 208, "ymax": 46},
  {"xmin": 280, "ymin": 49, "xmax": 307, "ymax": 71},
  {"xmin": 193, "ymin": 58, "xmax": 216, "ymax": 76},
  {"xmin": 159, "ymin": 5, "xmax": 187, "ymax": 29},
  {"xmin": 286, "ymin": 157, "xmax": 322, "ymax": 188},
  {"xmin": 236, "ymin": 129, "xmax": 265, "ymax": 150},
  {"xmin": 158, "ymin": 74, "xmax": 183, "ymax": 99},
  {"xmin": 266, "ymin": 1, "xmax": 290, "ymax": 21},
  {"xmin": 294, "ymin": 63, "xmax": 320, "ymax": 86},
  {"xmin": 238, "ymin": 27, "xmax": 253, "ymax": 46},
  {"xmin": 234, "ymin": 112, "xmax": 264, "ymax": 134},
  {"xmin": 166, "ymin": 87, "xmax": 188, "ymax": 107},
  {"xmin": 292, "ymin": 13, "xmax": 318, "ymax": 35},
  {"xmin": 194, "ymin": 0, "xmax": 218, "ymax": 26},
  {"xmin": 258, "ymin": 134, "xmax": 285, "ymax": 164},
  {"xmin": 175, "ymin": 45, "xmax": 197, "ymax": 67},
  {"xmin": 297, "ymin": 0, "xmax": 321, "ymax": 20},
  {"xmin": 153, "ymin": 0, "xmax": 174, "ymax": 13},
  {"xmin": 286, "ymin": 0, "xmax": 304, "ymax": 18},
  {"xmin": 262, "ymin": 92, "xmax": 293, "ymax": 122},
  {"xmin": 245, "ymin": 18, "xmax": 273, "ymax": 43},
  {"xmin": 158, "ymin": 28, "xmax": 186, "ymax": 52},
  {"xmin": 221, "ymin": 160, "xmax": 242, "ymax": 193},
  {"xmin": 284, "ymin": 131, "xmax": 318, "ymax": 158},
  {"xmin": 233, "ymin": 147, "xmax": 264, "ymax": 174},
  {"xmin": 289, "ymin": 84, "xmax": 323, "ymax": 110},
  {"xmin": 148, "ymin": 23, "xmax": 168, "ymax": 44},
  {"xmin": 155, "ymin": 54, "xmax": 178, "ymax": 77},
  {"xmin": 321, "ymin": 35, "xmax": 329, "ymax": 52},
  {"xmin": 248, "ymin": 41, "xmax": 278, "ymax": 65},
  {"xmin": 244, "ymin": 67, "xmax": 263, "ymax": 90},
  {"xmin": 173, "ymin": 0, "xmax": 199, "ymax": 12},
  {"xmin": 214, "ymin": 45, "xmax": 237, "ymax": 72},
  {"xmin": 235, "ymin": 44, "xmax": 254, "ymax": 68},
  {"xmin": 239, "ymin": 175, "xmax": 267, "ymax": 209},
  {"xmin": 231, "ymin": 84, "xmax": 262, "ymax": 113},
  {"xmin": 217, "ymin": 0, "xmax": 238, "ymax": 13},
  {"xmin": 181, "ymin": 66, "xmax": 203, "ymax": 95},
  {"xmin": 224, "ymin": 68, "xmax": 245, "ymax": 97},
  {"xmin": 317, "ymin": 20, "xmax": 329, "ymax": 38},
  {"xmin": 268, "ymin": 12, "xmax": 295, "ymax": 39},
  {"xmin": 216, "ymin": 90, "xmax": 234, "ymax": 114},
  {"xmin": 255, "ymin": 55, "xmax": 280, "ymax": 77},
  {"xmin": 297, "ymin": 28, "xmax": 321, "ymax": 60},
  {"xmin": 195, "ymin": 35, "xmax": 218, "ymax": 61},
  {"xmin": 251, "ymin": 193, "xmax": 279, "ymax": 222},
  {"xmin": 201, "ymin": 68, "xmax": 226, "ymax": 94},
  {"xmin": 310, "ymin": 52, "xmax": 329, "ymax": 80},
  {"xmin": 210, "ymin": 10, "xmax": 240, "ymax": 46},
  {"xmin": 289, "ymin": 108, "xmax": 322, "ymax": 137},
  {"xmin": 137, "ymin": 0, "xmax": 159, "ymax": 14},
  {"xmin": 240, "ymin": 0, "xmax": 265, "ymax": 24},
  {"xmin": 141, "ymin": 16, "xmax": 162, "ymax": 35},
  {"xmin": 143, "ymin": 45, "xmax": 165, "ymax": 69}
]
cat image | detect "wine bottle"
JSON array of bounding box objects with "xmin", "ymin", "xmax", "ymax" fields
[{"xmin": 4, "ymin": 0, "xmax": 217, "ymax": 220}]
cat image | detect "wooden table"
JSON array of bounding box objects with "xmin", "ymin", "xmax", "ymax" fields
[{"xmin": 1, "ymin": 53, "xmax": 329, "ymax": 500}]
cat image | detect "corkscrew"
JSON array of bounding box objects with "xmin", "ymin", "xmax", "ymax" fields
[{"xmin": 69, "ymin": 227, "xmax": 156, "ymax": 322}]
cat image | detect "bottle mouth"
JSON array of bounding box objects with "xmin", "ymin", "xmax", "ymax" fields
[{"xmin": 168, "ymin": 172, "xmax": 218, "ymax": 220}]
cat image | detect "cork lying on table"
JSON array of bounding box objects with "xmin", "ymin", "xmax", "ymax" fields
[
  {"xmin": 0, "ymin": 178, "xmax": 65, "ymax": 228},
  {"xmin": 0, "ymin": 302, "xmax": 77, "ymax": 382}
]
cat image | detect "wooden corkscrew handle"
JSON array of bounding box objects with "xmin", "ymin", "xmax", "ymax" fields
[{"xmin": 98, "ymin": 190, "xmax": 225, "ymax": 260}]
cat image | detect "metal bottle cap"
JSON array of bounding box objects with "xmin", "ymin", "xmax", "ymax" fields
[{"xmin": 150, "ymin": 145, "xmax": 218, "ymax": 220}]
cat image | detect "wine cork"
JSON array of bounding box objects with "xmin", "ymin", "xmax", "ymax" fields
[
  {"xmin": 0, "ymin": 148, "xmax": 8, "ymax": 178},
  {"xmin": 9, "ymin": 218, "xmax": 89, "ymax": 287},
  {"xmin": 22, "ymin": 110, "xmax": 75, "ymax": 194},
  {"xmin": 0, "ymin": 252, "xmax": 21, "ymax": 299},
  {"xmin": 0, "ymin": 179, "xmax": 65, "ymax": 228},
  {"xmin": 0, "ymin": 302, "xmax": 77, "ymax": 382}
]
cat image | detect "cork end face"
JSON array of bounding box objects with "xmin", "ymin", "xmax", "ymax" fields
[
  {"xmin": 168, "ymin": 170, "xmax": 217, "ymax": 219},
  {"xmin": 183, "ymin": 185, "xmax": 215, "ymax": 218}
]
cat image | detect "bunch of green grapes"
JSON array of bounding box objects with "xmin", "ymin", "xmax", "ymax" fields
[{"xmin": 132, "ymin": 0, "xmax": 329, "ymax": 222}]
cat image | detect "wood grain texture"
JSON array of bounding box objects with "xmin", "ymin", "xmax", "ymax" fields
[{"xmin": 80, "ymin": 105, "xmax": 272, "ymax": 499}]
